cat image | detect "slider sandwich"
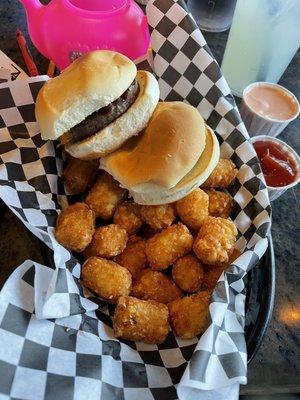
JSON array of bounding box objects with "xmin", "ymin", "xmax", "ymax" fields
[
  {"xmin": 35, "ymin": 50, "xmax": 160, "ymax": 159},
  {"xmin": 100, "ymin": 102, "xmax": 220, "ymax": 204}
]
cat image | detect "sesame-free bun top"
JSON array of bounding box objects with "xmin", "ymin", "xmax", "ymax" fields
[
  {"xmin": 100, "ymin": 102, "xmax": 206, "ymax": 190},
  {"xmin": 128, "ymin": 125, "xmax": 220, "ymax": 204},
  {"xmin": 35, "ymin": 50, "xmax": 137, "ymax": 141}
]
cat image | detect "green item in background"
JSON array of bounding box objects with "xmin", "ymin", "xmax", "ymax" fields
[{"xmin": 221, "ymin": 0, "xmax": 300, "ymax": 97}]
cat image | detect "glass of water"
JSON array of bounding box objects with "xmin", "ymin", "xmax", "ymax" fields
[
  {"xmin": 197, "ymin": 0, "xmax": 237, "ymax": 32},
  {"xmin": 221, "ymin": 0, "xmax": 300, "ymax": 97}
]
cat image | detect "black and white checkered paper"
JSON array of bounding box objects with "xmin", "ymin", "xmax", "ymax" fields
[{"xmin": 0, "ymin": 1, "xmax": 271, "ymax": 399}]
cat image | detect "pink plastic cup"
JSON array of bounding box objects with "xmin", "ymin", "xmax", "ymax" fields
[{"xmin": 19, "ymin": 0, "xmax": 150, "ymax": 70}]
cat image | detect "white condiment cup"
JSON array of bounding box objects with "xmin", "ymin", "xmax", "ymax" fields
[
  {"xmin": 240, "ymin": 82, "xmax": 299, "ymax": 137},
  {"xmin": 251, "ymin": 135, "xmax": 300, "ymax": 201}
]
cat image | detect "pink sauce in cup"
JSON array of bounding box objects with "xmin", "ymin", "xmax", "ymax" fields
[{"xmin": 244, "ymin": 85, "xmax": 299, "ymax": 121}]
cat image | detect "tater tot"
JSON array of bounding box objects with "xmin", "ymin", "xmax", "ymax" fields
[
  {"xmin": 193, "ymin": 217, "xmax": 238, "ymax": 266},
  {"xmin": 176, "ymin": 188, "xmax": 209, "ymax": 230},
  {"xmin": 83, "ymin": 224, "xmax": 128, "ymax": 258},
  {"xmin": 128, "ymin": 235, "xmax": 141, "ymax": 244},
  {"xmin": 82, "ymin": 257, "xmax": 132, "ymax": 303},
  {"xmin": 62, "ymin": 156, "xmax": 99, "ymax": 194},
  {"xmin": 146, "ymin": 223, "xmax": 193, "ymax": 270},
  {"xmin": 114, "ymin": 296, "xmax": 169, "ymax": 344},
  {"xmin": 55, "ymin": 202, "xmax": 95, "ymax": 252},
  {"xmin": 168, "ymin": 291, "xmax": 210, "ymax": 339},
  {"xmin": 202, "ymin": 159, "xmax": 237, "ymax": 188},
  {"xmin": 131, "ymin": 270, "xmax": 183, "ymax": 304},
  {"xmin": 207, "ymin": 189, "xmax": 233, "ymax": 218},
  {"xmin": 172, "ymin": 254, "xmax": 204, "ymax": 293},
  {"xmin": 115, "ymin": 239, "xmax": 148, "ymax": 279},
  {"xmin": 204, "ymin": 247, "xmax": 241, "ymax": 270},
  {"xmin": 113, "ymin": 202, "xmax": 143, "ymax": 235},
  {"xmin": 202, "ymin": 267, "xmax": 225, "ymax": 291},
  {"xmin": 140, "ymin": 204, "xmax": 176, "ymax": 230},
  {"xmin": 85, "ymin": 172, "xmax": 126, "ymax": 219}
]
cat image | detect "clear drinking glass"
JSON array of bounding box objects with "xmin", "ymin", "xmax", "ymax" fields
[
  {"xmin": 221, "ymin": 0, "xmax": 300, "ymax": 97},
  {"xmin": 197, "ymin": 0, "xmax": 237, "ymax": 32}
]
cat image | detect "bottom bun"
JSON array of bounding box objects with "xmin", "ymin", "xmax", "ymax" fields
[
  {"xmin": 65, "ymin": 70, "xmax": 160, "ymax": 160},
  {"xmin": 105, "ymin": 125, "xmax": 220, "ymax": 205}
]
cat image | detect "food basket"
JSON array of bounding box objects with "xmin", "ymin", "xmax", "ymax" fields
[{"xmin": 0, "ymin": 1, "xmax": 271, "ymax": 399}]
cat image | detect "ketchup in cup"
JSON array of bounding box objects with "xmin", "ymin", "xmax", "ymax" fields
[{"xmin": 253, "ymin": 140, "xmax": 297, "ymax": 187}]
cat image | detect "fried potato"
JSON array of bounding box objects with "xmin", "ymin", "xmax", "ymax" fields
[
  {"xmin": 202, "ymin": 267, "xmax": 225, "ymax": 291},
  {"xmin": 207, "ymin": 189, "xmax": 233, "ymax": 218},
  {"xmin": 193, "ymin": 217, "xmax": 238, "ymax": 266},
  {"xmin": 128, "ymin": 234, "xmax": 142, "ymax": 244},
  {"xmin": 62, "ymin": 156, "xmax": 99, "ymax": 194},
  {"xmin": 204, "ymin": 247, "xmax": 241, "ymax": 270},
  {"xmin": 131, "ymin": 270, "xmax": 183, "ymax": 304},
  {"xmin": 85, "ymin": 172, "xmax": 126, "ymax": 219},
  {"xmin": 113, "ymin": 201, "xmax": 143, "ymax": 235},
  {"xmin": 168, "ymin": 291, "xmax": 210, "ymax": 339},
  {"xmin": 114, "ymin": 296, "xmax": 169, "ymax": 344},
  {"xmin": 202, "ymin": 159, "xmax": 237, "ymax": 188},
  {"xmin": 176, "ymin": 188, "xmax": 209, "ymax": 230},
  {"xmin": 82, "ymin": 257, "xmax": 132, "ymax": 303},
  {"xmin": 146, "ymin": 223, "xmax": 193, "ymax": 270},
  {"xmin": 83, "ymin": 224, "xmax": 128, "ymax": 258},
  {"xmin": 115, "ymin": 239, "xmax": 148, "ymax": 279},
  {"xmin": 172, "ymin": 254, "xmax": 204, "ymax": 293},
  {"xmin": 201, "ymin": 249, "xmax": 241, "ymax": 290},
  {"xmin": 55, "ymin": 202, "xmax": 95, "ymax": 252},
  {"xmin": 140, "ymin": 204, "xmax": 176, "ymax": 230}
]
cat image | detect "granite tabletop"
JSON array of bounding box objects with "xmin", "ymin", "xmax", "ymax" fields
[{"xmin": 0, "ymin": 0, "xmax": 299, "ymax": 397}]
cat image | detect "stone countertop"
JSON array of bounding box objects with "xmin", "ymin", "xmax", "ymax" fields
[{"xmin": 0, "ymin": 0, "xmax": 299, "ymax": 396}]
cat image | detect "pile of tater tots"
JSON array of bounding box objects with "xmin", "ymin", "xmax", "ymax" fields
[{"xmin": 55, "ymin": 157, "xmax": 239, "ymax": 344}]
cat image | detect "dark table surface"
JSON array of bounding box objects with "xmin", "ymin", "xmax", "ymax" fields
[{"xmin": 0, "ymin": 0, "xmax": 299, "ymax": 397}]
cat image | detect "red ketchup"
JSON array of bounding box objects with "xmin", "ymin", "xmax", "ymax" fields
[{"xmin": 253, "ymin": 140, "xmax": 297, "ymax": 187}]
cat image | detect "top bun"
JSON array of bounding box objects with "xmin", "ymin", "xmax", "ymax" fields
[
  {"xmin": 100, "ymin": 102, "xmax": 206, "ymax": 191},
  {"xmin": 127, "ymin": 125, "xmax": 220, "ymax": 204},
  {"xmin": 35, "ymin": 51, "xmax": 136, "ymax": 141}
]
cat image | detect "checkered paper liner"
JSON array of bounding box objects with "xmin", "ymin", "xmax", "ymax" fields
[{"xmin": 0, "ymin": 1, "xmax": 271, "ymax": 399}]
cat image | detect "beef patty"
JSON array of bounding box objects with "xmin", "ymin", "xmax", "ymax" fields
[{"xmin": 65, "ymin": 79, "xmax": 140, "ymax": 144}]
